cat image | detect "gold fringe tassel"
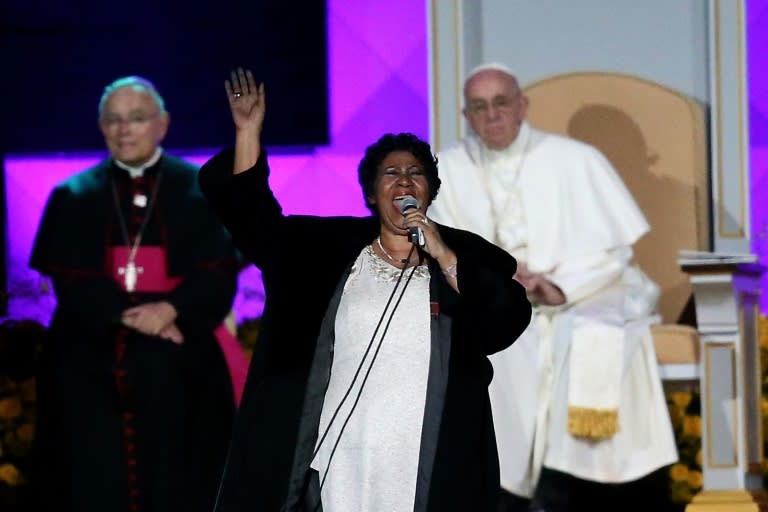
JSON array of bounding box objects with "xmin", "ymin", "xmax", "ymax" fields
[{"xmin": 567, "ymin": 406, "xmax": 619, "ymax": 440}]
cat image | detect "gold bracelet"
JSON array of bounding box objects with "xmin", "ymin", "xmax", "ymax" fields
[{"xmin": 442, "ymin": 262, "xmax": 458, "ymax": 279}]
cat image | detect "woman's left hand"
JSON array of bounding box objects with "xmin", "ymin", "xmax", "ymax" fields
[{"xmin": 402, "ymin": 210, "xmax": 456, "ymax": 269}]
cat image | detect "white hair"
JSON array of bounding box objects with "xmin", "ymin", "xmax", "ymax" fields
[{"xmin": 98, "ymin": 76, "xmax": 167, "ymax": 117}]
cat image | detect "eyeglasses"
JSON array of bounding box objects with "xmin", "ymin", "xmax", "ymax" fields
[
  {"xmin": 100, "ymin": 112, "xmax": 161, "ymax": 129},
  {"xmin": 466, "ymin": 94, "xmax": 520, "ymax": 116}
]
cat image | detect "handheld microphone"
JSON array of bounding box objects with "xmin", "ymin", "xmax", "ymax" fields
[{"xmin": 396, "ymin": 195, "xmax": 425, "ymax": 246}]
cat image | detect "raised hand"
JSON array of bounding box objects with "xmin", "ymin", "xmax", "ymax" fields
[{"xmin": 225, "ymin": 68, "xmax": 265, "ymax": 132}]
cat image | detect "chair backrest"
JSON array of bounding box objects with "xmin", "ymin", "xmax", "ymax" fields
[{"xmin": 523, "ymin": 72, "xmax": 709, "ymax": 324}]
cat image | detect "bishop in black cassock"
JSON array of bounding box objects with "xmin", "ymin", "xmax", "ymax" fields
[{"xmin": 29, "ymin": 76, "xmax": 240, "ymax": 512}]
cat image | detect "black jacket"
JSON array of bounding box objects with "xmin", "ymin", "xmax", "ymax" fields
[{"xmin": 199, "ymin": 148, "xmax": 532, "ymax": 512}]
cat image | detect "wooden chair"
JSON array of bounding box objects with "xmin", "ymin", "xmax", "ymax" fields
[{"xmin": 522, "ymin": 71, "xmax": 709, "ymax": 375}]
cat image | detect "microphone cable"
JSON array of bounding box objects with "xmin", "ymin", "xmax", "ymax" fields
[{"xmin": 310, "ymin": 243, "xmax": 419, "ymax": 511}]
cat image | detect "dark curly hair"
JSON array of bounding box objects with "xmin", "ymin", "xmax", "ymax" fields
[{"xmin": 357, "ymin": 132, "xmax": 440, "ymax": 215}]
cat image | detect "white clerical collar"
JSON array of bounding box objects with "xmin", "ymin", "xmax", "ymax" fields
[
  {"xmin": 482, "ymin": 121, "xmax": 531, "ymax": 165},
  {"xmin": 114, "ymin": 148, "xmax": 164, "ymax": 178}
]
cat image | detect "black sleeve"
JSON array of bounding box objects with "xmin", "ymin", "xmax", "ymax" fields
[
  {"xmin": 441, "ymin": 231, "xmax": 532, "ymax": 355},
  {"xmin": 167, "ymin": 265, "xmax": 239, "ymax": 334},
  {"xmin": 198, "ymin": 148, "xmax": 286, "ymax": 274},
  {"xmin": 49, "ymin": 275, "xmax": 130, "ymax": 339},
  {"xmin": 31, "ymin": 185, "xmax": 127, "ymax": 338}
]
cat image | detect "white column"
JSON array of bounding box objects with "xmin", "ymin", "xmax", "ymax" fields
[
  {"xmin": 683, "ymin": 262, "xmax": 763, "ymax": 511},
  {"xmin": 708, "ymin": 0, "xmax": 752, "ymax": 254}
]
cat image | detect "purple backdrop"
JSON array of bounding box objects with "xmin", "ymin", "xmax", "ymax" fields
[
  {"xmin": 748, "ymin": 0, "xmax": 768, "ymax": 311},
  {"xmin": 3, "ymin": 0, "xmax": 429, "ymax": 325},
  {"xmin": 5, "ymin": 2, "xmax": 766, "ymax": 324}
]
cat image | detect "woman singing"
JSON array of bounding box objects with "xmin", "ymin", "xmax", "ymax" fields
[{"xmin": 198, "ymin": 68, "xmax": 532, "ymax": 512}]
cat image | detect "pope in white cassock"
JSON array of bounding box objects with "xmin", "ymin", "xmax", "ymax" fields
[{"xmin": 428, "ymin": 63, "xmax": 678, "ymax": 512}]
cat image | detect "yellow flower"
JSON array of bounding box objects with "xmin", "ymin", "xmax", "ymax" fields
[
  {"xmin": 683, "ymin": 415, "xmax": 702, "ymax": 437},
  {"xmin": 670, "ymin": 480, "xmax": 693, "ymax": 503},
  {"xmin": 16, "ymin": 423, "xmax": 35, "ymax": 443},
  {"xmin": 0, "ymin": 397, "xmax": 22, "ymax": 419},
  {"xmin": 667, "ymin": 404, "xmax": 684, "ymax": 429},
  {"xmin": 687, "ymin": 470, "xmax": 703, "ymax": 489},
  {"xmin": 670, "ymin": 391, "xmax": 692, "ymax": 410},
  {"xmin": 670, "ymin": 463, "xmax": 689, "ymax": 481},
  {"xmin": 760, "ymin": 314, "xmax": 768, "ymax": 347},
  {"xmin": 0, "ymin": 463, "xmax": 21, "ymax": 487}
]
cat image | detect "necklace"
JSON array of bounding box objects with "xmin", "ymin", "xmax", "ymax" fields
[
  {"xmin": 111, "ymin": 171, "xmax": 163, "ymax": 292},
  {"xmin": 376, "ymin": 236, "xmax": 408, "ymax": 264}
]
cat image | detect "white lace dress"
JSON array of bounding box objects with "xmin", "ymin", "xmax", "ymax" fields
[{"xmin": 310, "ymin": 245, "xmax": 432, "ymax": 512}]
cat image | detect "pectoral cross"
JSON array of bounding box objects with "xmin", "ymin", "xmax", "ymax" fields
[{"xmin": 118, "ymin": 260, "xmax": 144, "ymax": 292}]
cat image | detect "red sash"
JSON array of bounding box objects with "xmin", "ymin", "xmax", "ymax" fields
[
  {"xmin": 108, "ymin": 245, "xmax": 247, "ymax": 405},
  {"xmin": 107, "ymin": 246, "xmax": 182, "ymax": 293}
]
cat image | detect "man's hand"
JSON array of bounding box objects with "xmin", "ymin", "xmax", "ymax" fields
[
  {"xmin": 158, "ymin": 323, "xmax": 184, "ymax": 345},
  {"xmin": 121, "ymin": 301, "xmax": 184, "ymax": 344},
  {"xmin": 514, "ymin": 262, "xmax": 566, "ymax": 306}
]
